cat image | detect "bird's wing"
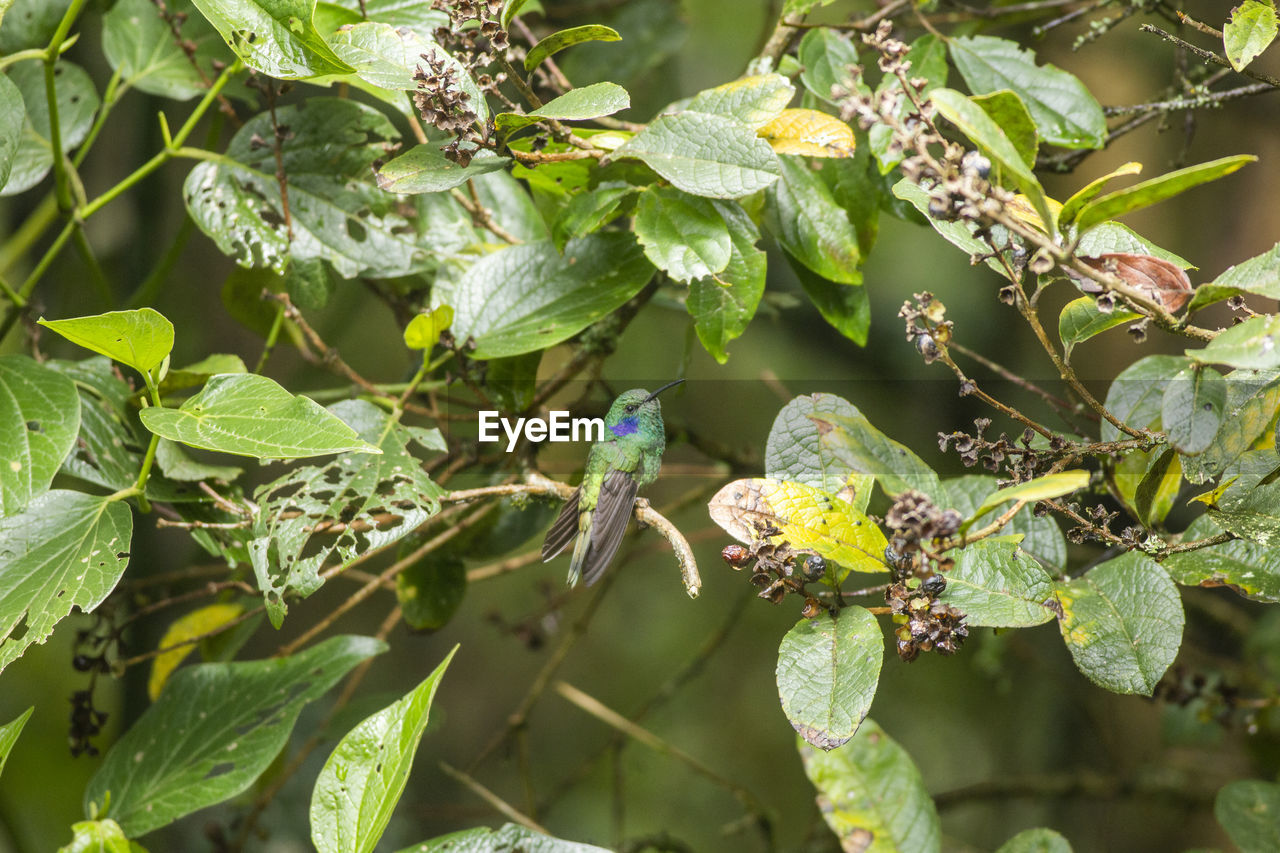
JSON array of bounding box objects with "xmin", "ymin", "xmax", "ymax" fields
[
  {"xmin": 579, "ymin": 469, "xmax": 639, "ymax": 586},
  {"xmin": 541, "ymin": 487, "xmax": 581, "ymax": 561}
]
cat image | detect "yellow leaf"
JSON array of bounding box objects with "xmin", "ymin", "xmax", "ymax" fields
[
  {"xmin": 148, "ymin": 603, "xmax": 245, "ymax": 700},
  {"xmin": 708, "ymin": 478, "xmax": 889, "ymax": 580},
  {"xmin": 1006, "ymin": 193, "xmax": 1063, "ymax": 233},
  {"xmin": 403, "ymin": 305, "xmax": 454, "ymax": 351},
  {"xmin": 757, "ymin": 109, "xmax": 856, "ymax": 158}
]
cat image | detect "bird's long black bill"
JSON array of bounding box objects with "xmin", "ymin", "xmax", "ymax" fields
[{"xmin": 643, "ymin": 378, "xmax": 685, "ymax": 403}]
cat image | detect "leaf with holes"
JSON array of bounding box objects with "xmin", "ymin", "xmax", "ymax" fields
[
  {"xmin": 0, "ymin": 491, "xmax": 132, "ymax": 675},
  {"xmin": 141, "ymin": 374, "xmax": 378, "ymax": 460},
  {"xmin": 188, "ymin": 0, "xmax": 353, "ymax": 78},
  {"xmin": 1054, "ymin": 551, "xmax": 1184, "ymax": 695},
  {"xmin": 708, "ymin": 478, "xmax": 889, "ymax": 578},
  {"xmin": 799, "ymin": 719, "xmax": 941, "ymax": 853},
  {"xmin": 777, "ymin": 607, "xmax": 882, "ymax": 750},
  {"xmin": 249, "ymin": 400, "xmax": 442, "ymax": 628},
  {"xmin": 311, "ymin": 647, "xmax": 457, "ymax": 853},
  {"xmin": 85, "ymin": 635, "xmax": 384, "ymax": 836},
  {"xmin": 1225, "ymin": 0, "xmax": 1278, "ymax": 71},
  {"xmin": 184, "ymin": 98, "xmax": 431, "ymax": 278},
  {"xmin": 0, "ymin": 355, "xmax": 80, "ymax": 517}
]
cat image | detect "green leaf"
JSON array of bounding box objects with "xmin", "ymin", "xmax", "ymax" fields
[
  {"xmin": 104, "ymin": 0, "xmax": 240, "ymax": 101},
  {"xmin": 185, "ymin": 99, "xmax": 429, "ymax": 278},
  {"xmin": 451, "ymin": 234, "xmax": 654, "ymax": 359},
  {"xmin": 777, "ymin": 607, "xmax": 882, "ymax": 750},
  {"xmin": 613, "ymin": 111, "xmax": 781, "ymax": 198},
  {"xmin": 501, "ymin": 0, "xmax": 535, "ymax": 28},
  {"xmin": 1075, "ymin": 155, "xmax": 1256, "ymax": 235},
  {"xmin": 140, "ymin": 373, "xmax": 380, "ymax": 459},
  {"xmin": 58, "ymin": 820, "xmax": 148, "ymax": 853},
  {"xmin": 2, "ymin": 61, "xmax": 100, "ymax": 197},
  {"xmin": 797, "ymin": 28, "xmax": 860, "ymax": 105},
  {"xmin": 929, "ymin": 88, "xmax": 1053, "ymax": 233},
  {"xmin": 250, "ymin": 400, "xmax": 441, "ymax": 627},
  {"xmin": 0, "ymin": 0, "xmax": 72, "ymax": 53},
  {"xmin": 188, "ymin": 0, "xmax": 354, "ymax": 78},
  {"xmin": 1182, "ymin": 369, "xmax": 1280, "ymax": 483},
  {"xmin": 525, "ymin": 24, "xmax": 620, "ymax": 72},
  {"xmin": 966, "ymin": 471, "xmax": 1090, "ymax": 529},
  {"xmin": 39, "ymin": 308, "xmax": 175, "ymax": 377},
  {"xmin": 0, "ymin": 355, "xmax": 80, "ymax": 516},
  {"xmin": 767, "ymin": 155, "xmax": 862, "ymax": 284},
  {"xmin": 799, "ymin": 719, "xmax": 941, "ymax": 853},
  {"xmin": 395, "ymin": 824, "xmax": 610, "ymax": 853},
  {"xmin": 804, "ymin": 410, "xmax": 944, "ymax": 502},
  {"xmin": 318, "ymin": 0, "xmax": 448, "ymax": 34},
  {"xmin": 158, "ymin": 353, "xmax": 248, "ymax": 396},
  {"xmin": 0, "ymin": 73, "xmax": 24, "ymax": 192},
  {"xmin": 686, "ymin": 200, "xmax": 765, "ymax": 363},
  {"xmin": 1210, "ymin": 475, "xmax": 1280, "ymax": 548},
  {"xmin": 1162, "ymin": 364, "xmax": 1227, "ymax": 455},
  {"xmin": 790, "ymin": 259, "xmax": 871, "ymax": 345},
  {"xmin": 1225, "ymin": 0, "xmax": 1278, "ymax": 70},
  {"xmin": 551, "ymin": 185, "xmax": 634, "ymax": 251},
  {"xmin": 1190, "ymin": 314, "xmax": 1280, "ymax": 370},
  {"xmin": 1100, "ymin": 354, "xmax": 1190, "ymax": 441},
  {"xmin": 996, "ymin": 828, "xmax": 1073, "ymax": 853},
  {"xmin": 404, "ymin": 305, "xmax": 454, "ymax": 350},
  {"xmin": 1201, "ymin": 240, "xmax": 1280, "ymax": 307},
  {"xmin": 948, "ymin": 35, "xmax": 1105, "ymax": 149},
  {"xmin": 1074, "ymin": 221, "xmax": 1192, "ymax": 269},
  {"xmin": 86, "ymin": 635, "xmax": 384, "ymax": 836},
  {"xmin": 396, "ymin": 556, "xmax": 466, "ymax": 630},
  {"xmin": 766, "ymin": 394, "xmax": 871, "ymax": 497},
  {"xmin": 685, "ymin": 74, "xmax": 794, "ymax": 127},
  {"xmin": 1054, "ymin": 551, "xmax": 1184, "ymax": 695},
  {"xmin": 707, "ymin": 478, "xmax": 890, "ymax": 577},
  {"xmin": 1216, "ymin": 779, "xmax": 1280, "ymax": 852},
  {"xmin": 0, "ymin": 706, "xmax": 32, "ymax": 780},
  {"xmin": 1166, "ymin": 514, "xmax": 1280, "ymax": 603},
  {"xmin": 1059, "ymin": 161, "xmax": 1143, "ymax": 227},
  {"xmin": 940, "ymin": 538, "xmax": 1055, "ymax": 627},
  {"xmin": 495, "ymin": 82, "xmax": 630, "ymax": 135},
  {"xmin": 634, "ymin": 186, "xmax": 732, "ymax": 283},
  {"xmin": 470, "ymin": 169, "xmax": 551, "ymax": 243},
  {"xmin": 971, "ymin": 89, "xmax": 1038, "ymax": 168},
  {"xmin": 1058, "ymin": 296, "xmax": 1141, "ymax": 355},
  {"xmin": 311, "ymin": 647, "xmax": 457, "ymax": 853},
  {"xmin": 0, "ymin": 491, "xmax": 132, "ymax": 675},
  {"xmin": 1132, "ymin": 447, "xmax": 1181, "ymax": 526}
]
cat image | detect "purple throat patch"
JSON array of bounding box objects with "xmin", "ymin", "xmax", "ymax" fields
[{"xmin": 609, "ymin": 417, "xmax": 639, "ymax": 437}]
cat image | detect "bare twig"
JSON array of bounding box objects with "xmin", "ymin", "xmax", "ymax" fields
[{"xmin": 440, "ymin": 761, "xmax": 549, "ymax": 833}]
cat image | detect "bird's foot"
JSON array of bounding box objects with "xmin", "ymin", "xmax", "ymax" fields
[{"xmin": 634, "ymin": 497, "xmax": 651, "ymax": 528}]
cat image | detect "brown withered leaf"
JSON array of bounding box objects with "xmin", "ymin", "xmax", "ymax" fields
[{"xmin": 1070, "ymin": 253, "xmax": 1193, "ymax": 313}]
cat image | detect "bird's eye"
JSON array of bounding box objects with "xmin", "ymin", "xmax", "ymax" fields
[{"xmin": 624, "ymin": 404, "xmax": 637, "ymax": 414}]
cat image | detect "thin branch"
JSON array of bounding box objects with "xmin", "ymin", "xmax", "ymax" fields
[
  {"xmin": 440, "ymin": 761, "xmax": 549, "ymax": 833},
  {"xmin": 1141, "ymin": 24, "xmax": 1280, "ymax": 89}
]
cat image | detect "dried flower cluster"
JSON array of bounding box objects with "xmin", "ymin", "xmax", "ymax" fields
[
  {"xmin": 880, "ymin": 490, "xmax": 969, "ymax": 661},
  {"xmin": 938, "ymin": 418, "xmax": 1058, "ymax": 482},
  {"xmin": 721, "ymin": 530, "xmax": 828, "ymax": 618},
  {"xmin": 898, "ymin": 291, "xmax": 953, "ymax": 365},
  {"xmin": 68, "ymin": 624, "xmax": 113, "ymax": 757},
  {"xmin": 415, "ymin": 0, "xmax": 511, "ymax": 164}
]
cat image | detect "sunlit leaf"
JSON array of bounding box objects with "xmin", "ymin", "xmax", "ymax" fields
[
  {"xmin": 148, "ymin": 603, "xmax": 247, "ymax": 700},
  {"xmin": 1075, "ymin": 155, "xmax": 1256, "ymax": 235},
  {"xmin": 613, "ymin": 111, "xmax": 781, "ymax": 199},
  {"xmin": 525, "ymin": 24, "xmax": 620, "ymax": 72},
  {"xmin": 189, "ymin": 0, "xmax": 354, "ymax": 78},
  {"xmin": 404, "ymin": 305, "xmax": 454, "ymax": 350},
  {"xmin": 757, "ymin": 109, "xmax": 855, "ymax": 158},
  {"xmin": 39, "ymin": 309, "xmax": 175, "ymax": 377},
  {"xmin": 495, "ymin": 82, "xmax": 629, "ymax": 135},
  {"xmin": 1225, "ymin": 0, "xmax": 1278, "ymax": 71},
  {"xmin": 0, "ymin": 706, "xmax": 32, "ymax": 781},
  {"xmin": 1059, "ymin": 161, "xmax": 1142, "ymax": 226}
]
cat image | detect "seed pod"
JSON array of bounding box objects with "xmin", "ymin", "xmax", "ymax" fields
[
  {"xmin": 802, "ymin": 554, "xmax": 828, "ymax": 582},
  {"xmin": 801, "ymin": 597, "xmax": 824, "ymax": 619},
  {"xmin": 921, "ymin": 574, "xmax": 947, "ymax": 596},
  {"xmin": 721, "ymin": 544, "xmax": 752, "ymax": 569}
]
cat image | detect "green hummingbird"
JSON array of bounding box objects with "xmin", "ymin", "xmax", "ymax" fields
[{"xmin": 542, "ymin": 379, "xmax": 684, "ymax": 586}]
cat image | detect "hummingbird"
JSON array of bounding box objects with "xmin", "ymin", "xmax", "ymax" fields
[{"xmin": 542, "ymin": 379, "xmax": 684, "ymax": 586}]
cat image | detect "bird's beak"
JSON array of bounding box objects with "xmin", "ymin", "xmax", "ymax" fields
[{"xmin": 644, "ymin": 378, "xmax": 686, "ymax": 403}]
